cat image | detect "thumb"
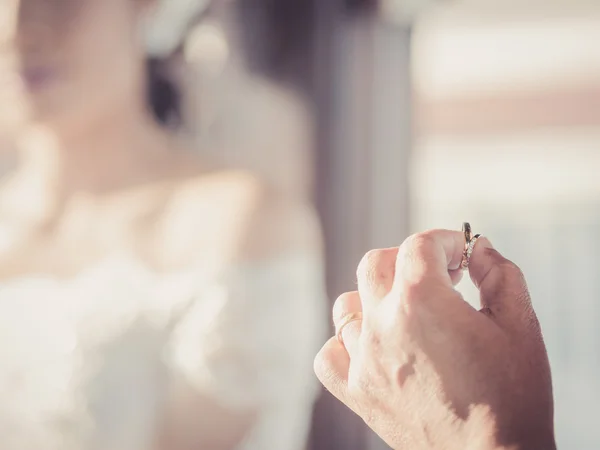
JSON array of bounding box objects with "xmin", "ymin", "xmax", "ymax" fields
[{"xmin": 468, "ymin": 238, "xmax": 537, "ymax": 330}]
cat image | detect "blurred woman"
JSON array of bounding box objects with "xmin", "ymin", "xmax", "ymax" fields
[{"xmin": 0, "ymin": 1, "xmax": 327, "ymax": 449}]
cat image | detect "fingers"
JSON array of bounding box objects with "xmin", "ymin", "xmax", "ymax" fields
[
  {"xmin": 448, "ymin": 268, "xmax": 464, "ymax": 286},
  {"xmin": 388, "ymin": 230, "xmax": 535, "ymax": 326},
  {"xmin": 332, "ymin": 291, "xmax": 362, "ymax": 358},
  {"xmin": 468, "ymin": 237, "xmax": 536, "ymax": 326},
  {"xmin": 356, "ymin": 247, "xmax": 398, "ymax": 309},
  {"xmin": 392, "ymin": 230, "xmax": 467, "ymax": 295},
  {"xmin": 314, "ymin": 337, "xmax": 355, "ymax": 411}
]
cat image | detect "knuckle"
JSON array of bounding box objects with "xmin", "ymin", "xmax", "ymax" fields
[
  {"xmin": 357, "ymin": 248, "xmax": 398, "ymax": 294},
  {"xmin": 401, "ymin": 232, "xmax": 436, "ymax": 254},
  {"xmin": 398, "ymin": 233, "xmax": 436, "ymax": 275},
  {"xmin": 359, "ymin": 248, "xmax": 382, "ymax": 266},
  {"xmin": 332, "ymin": 291, "xmax": 359, "ymax": 322},
  {"xmin": 357, "ymin": 249, "xmax": 386, "ymax": 278}
]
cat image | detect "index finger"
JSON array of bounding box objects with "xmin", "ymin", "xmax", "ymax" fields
[{"xmin": 393, "ymin": 229, "xmax": 466, "ymax": 291}]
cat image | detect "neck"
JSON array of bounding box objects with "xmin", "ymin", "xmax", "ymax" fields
[{"xmin": 13, "ymin": 102, "xmax": 173, "ymax": 197}]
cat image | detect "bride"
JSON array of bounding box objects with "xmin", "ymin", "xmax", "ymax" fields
[{"xmin": 0, "ymin": 1, "xmax": 327, "ymax": 449}]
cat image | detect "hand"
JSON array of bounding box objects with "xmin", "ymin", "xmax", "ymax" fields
[{"xmin": 314, "ymin": 230, "xmax": 555, "ymax": 450}]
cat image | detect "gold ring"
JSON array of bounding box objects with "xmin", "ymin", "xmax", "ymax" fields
[
  {"xmin": 461, "ymin": 222, "xmax": 481, "ymax": 270},
  {"xmin": 335, "ymin": 312, "xmax": 363, "ymax": 344}
]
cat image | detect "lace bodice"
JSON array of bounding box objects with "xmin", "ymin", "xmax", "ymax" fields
[{"xmin": 0, "ymin": 253, "xmax": 328, "ymax": 450}]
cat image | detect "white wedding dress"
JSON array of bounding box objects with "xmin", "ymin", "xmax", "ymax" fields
[{"xmin": 0, "ymin": 252, "xmax": 328, "ymax": 450}]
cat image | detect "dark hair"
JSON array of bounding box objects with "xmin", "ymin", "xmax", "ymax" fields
[
  {"xmin": 234, "ymin": 0, "xmax": 314, "ymax": 95},
  {"xmin": 144, "ymin": 1, "xmax": 214, "ymax": 128},
  {"xmin": 146, "ymin": 57, "xmax": 181, "ymax": 127}
]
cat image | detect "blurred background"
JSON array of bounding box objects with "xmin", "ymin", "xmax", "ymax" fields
[
  {"xmin": 2, "ymin": 0, "xmax": 599, "ymax": 448},
  {"xmin": 182, "ymin": 0, "xmax": 600, "ymax": 447},
  {"xmin": 280, "ymin": 0, "xmax": 598, "ymax": 448}
]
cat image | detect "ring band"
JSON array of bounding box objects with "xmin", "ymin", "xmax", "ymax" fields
[
  {"xmin": 461, "ymin": 222, "xmax": 481, "ymax": 270},
  {"xmin": 461, "ymin": 234, "xmax": 481, "ymax": 269},
  {"xmin": 335, "ymin": 312, "xmax": 363, "ymax": 344},
  {"xmin": 462, "ymin": 222, "xmax": 473, "ymax": 243}
]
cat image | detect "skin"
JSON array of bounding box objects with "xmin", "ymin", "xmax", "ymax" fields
[
  {"xmin": 314, "ymin": 230, "xmax": 556, "ymax": 450},
  {"xmin": 0, "ymin": 0, "xmax": 322, "ymax": 448}
]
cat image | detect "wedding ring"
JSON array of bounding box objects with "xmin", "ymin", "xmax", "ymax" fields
[
  {"xmin": 462, "ymin": 222, "xmax": 473, "ymax": 243},
  {"xmin": 460, "ymin": 222, "xmax": 481, "ymax": 270},
  {"xmin": 335, "ymin": 312, "xmax": 363, "ymax": 344}
]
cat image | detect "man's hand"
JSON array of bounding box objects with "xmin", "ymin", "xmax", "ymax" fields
[{"xmin": 314, "ymin": 230, "xmax": 555, "ymax": 450}]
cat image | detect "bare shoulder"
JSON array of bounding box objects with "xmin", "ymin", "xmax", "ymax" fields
[{"xmin": 157, "ymin": 168, "xmax": 322, "ymax": 268}]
